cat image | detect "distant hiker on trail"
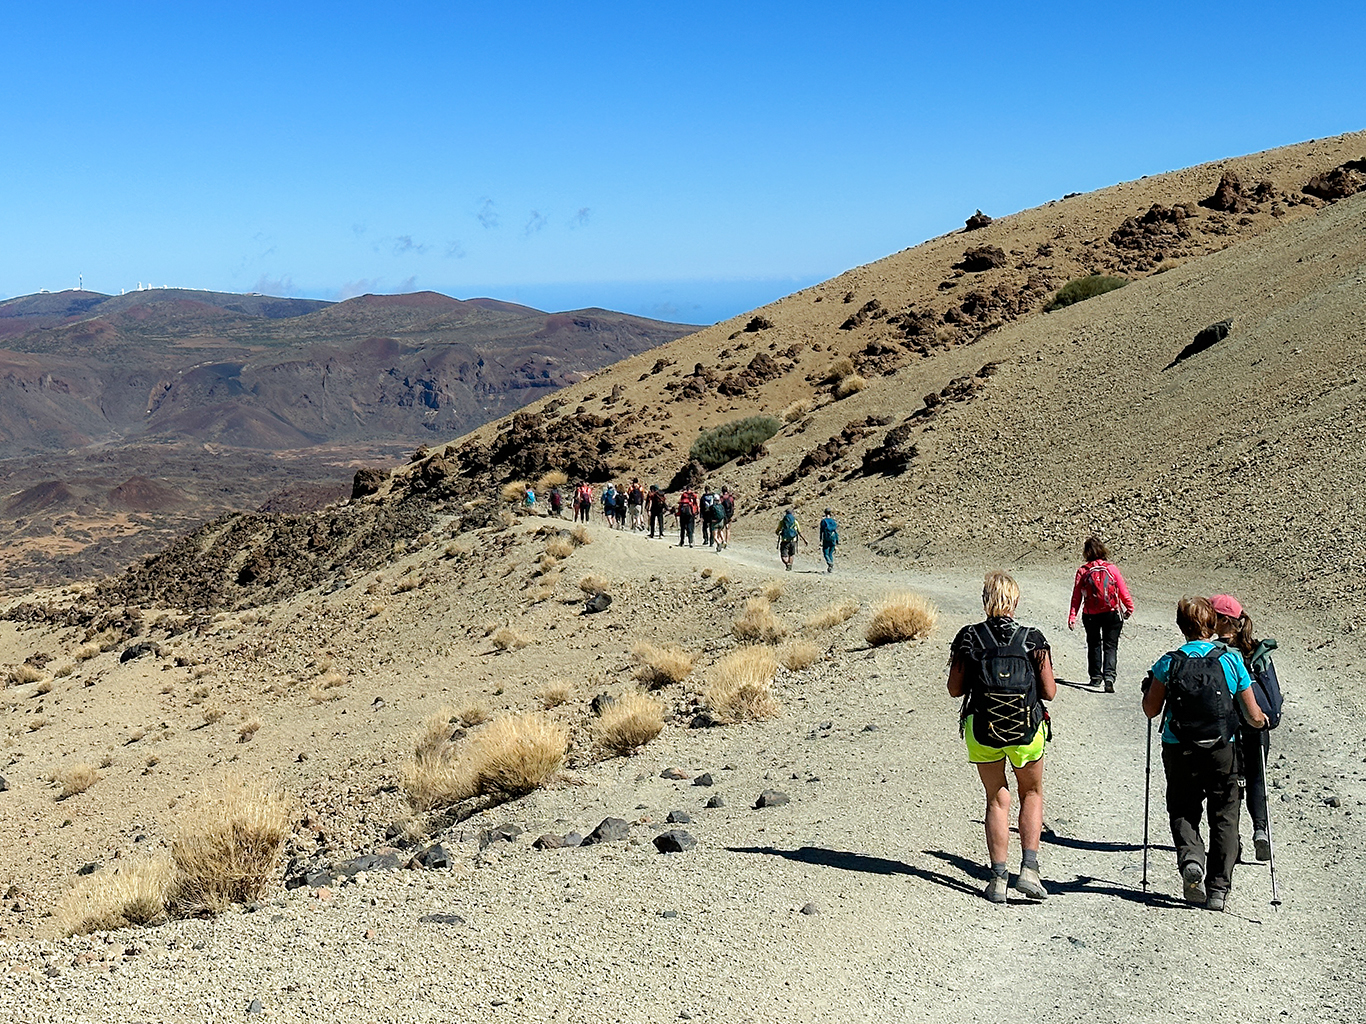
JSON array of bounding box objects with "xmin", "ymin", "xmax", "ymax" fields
[
  {"xmin": 549, "ymin": 486, "xmax": 563, "ymax": 517},
  {"xmin": 523, "ymin": 485, "xmax": 536, "ymax": 509},
  {"xmin": 1142, "ymin": 596, "xmax": 1267, "ymax": 912},
  {"xmin": 1211, "ymin": 593, "xmax": 1283, "ymax": 863},
  {"xmin": 627, "ymin": 479, "xmax": 645, "ymax": 532},
  {"xmin": 775, "ymin": 508, "xmax": 804, "ymax": 571},
  {"xmin": 677, "ymin": 487, "xmax": 699, "ymax": 547},
  {"xmin": 700, "ymin": 489, "xmax": 718, "ymax": 547},
  {"xmin": 614, "ymin": 484, "xmax": 628, "ymax": 529},
  {"xmin": 602, "ymin": 485, "xmax": 617, "ymax": 527},
  {"xmin": 1067, "ymin": 537, "xmax": 1135, "ymax": 692},
  {"xmin": 947, "ymin": 570, "xmax": 1056, "ymax": 903},
  {"xmin": 646, "ymin": 484, "xmax": 668, "ymax": 539},
  {"xmin": 818, "ymin": 508, "xmax": 839, "ymax": 573},
  {"xmin": 574, "ymin": 483, "xmax": 593, "ymax": 523},
  {"xmin": 702, "ymin": 489, "xmax": 725, "ymax": 550},
  {"xmin": 719, "ymin": 486, "xmax": 735, "ymax": 549}
]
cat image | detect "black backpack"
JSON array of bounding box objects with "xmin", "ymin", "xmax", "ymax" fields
[
  {"xmin": 960, "ymin": 623, "xmax": 1042, "ymax": 747},
  {"xmin": 1248, "ymin": 639, "xmax": 1284, "ymax": 729},
  {"xmin": 1165, "ymin": 644, "xmax": 1239, "ymax": 748}
]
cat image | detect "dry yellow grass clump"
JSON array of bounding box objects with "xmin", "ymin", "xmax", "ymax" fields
[
  {"xmin": 535, "ymin": 469, "xmax": 568, "ymax": 493},
  {"xmin": 501, "ymin": 479, "xmax": 531, "ymax": 503},
  {"xmin": 732, "ymin": 597, "xmax": 788, "ymax": 644},
  {"xmin": 492, "ymin": 627, "xmax": 530, "ymax": 651},
  {"xmin": 780, "ymin": 641, "xmax": 821, "ymax": 672},
  {"xmin": 537, "ymin": 681, "xmax": 573, "ymax": 708},
  {"xmin": 74, "ymin": 644, "xmax": 100, "ymax": 662},
  {"xmin": 826, "ymin": 356, "xmax": 856, "ymax": 380},
  {"xmin": 56, "ymin": 854, "xmax": 174, "ymax": 936},
  {"xmin": 403, "ymin": 711, "xmax": 568, "ymax": 810},
  {"xmin": 59, "ymin": 764, "xmax": 100, "ymax": 799},
  {"xmin": 237, "ymin": 719, "xmax": 262, "ymax": 742},
  {"xmin": 632, "ymin": 643, "xmax": 695, "ymax": 688},
  {"xmin": 761, "ymin": 580, "xmax": 784, "ymax": 602},
  {"xmin": 836, "ymin": 373, "xmax": 868, "ymax": 398},
  {"xmin": 570, "ymin": 525, "xmax": 592, "ymax": 546},
  {"xmin": 52, "ymin": 663, "xmax": 74, "ymax": 679},
  {"xmin": 538, "ymin": 554, "xmax": 560, "ymax": 574},
  {"xmin": 704, "ymin": 646, "xmax": 780, "ymax": 723},
  {"xmin": 9, "ymin": 664, "xmax": 44, "ymax": 685},
  {"xmin": 596, "ymin": 691, "xmax": 665, "ymax": 756},
  {"xmin": 866, "ymin": 593, "xmax": 940, "ymax": 646},
  {"xmin": 806, "ymin": 597, "xmax": 861, "ymax": 630},
  {"xmin": 782, "ymin": 398, "xmax": 813, "ymax": 423},
  {"xmin": 579, "ymin": 574, "xmax": 610, "ymax": 596},
  {"xmin": 308, "ymin": 671, "xmax": 347, "ymax": 703},
  {"xmin": 167, "ymin": 779, "xmax": 293, "ymax": 915},
  {"xmin": 545, "ymin": 536, "xmax": 575, "ymax": 559}
]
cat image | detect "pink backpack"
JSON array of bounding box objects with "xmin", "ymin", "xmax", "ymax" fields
[{"xmin": 1083, "ymin": 562, "xmax": 1120, "ymax": 611}]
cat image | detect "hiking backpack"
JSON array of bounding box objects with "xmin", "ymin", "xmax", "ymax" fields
[
  {"xmin": 679, "ymin": 491, "xmax": 698, "ymax": 515},
  {"xmin": 1248, "ymin": 640, "xmax": 1284, "ymax": 729},
  {"xmin": 1083, "ymin": 561, "xmax": 1121, "ymax": 611},
  {"xmin": 960, "ymin": 623, "xmax": 1042, "ymax": 747},
  {"xmin": 820, "ymin": 517, "xmax": 838, "ymax": 546},
  {"xmin": 1164, "ymin": 644, "xmax": 1239, "ymax": 748},
  {"xmin": 779, "ymin": 513, "xmax": 798, "ymax": 541}
]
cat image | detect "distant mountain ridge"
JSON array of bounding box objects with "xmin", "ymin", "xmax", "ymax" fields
[{"xmin": 0, "ymin": 287, "xmax": 698, "ymax": 456}]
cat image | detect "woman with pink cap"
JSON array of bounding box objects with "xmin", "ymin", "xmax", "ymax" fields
[{"xmin": 1210, "ymin": 593, "xmax": 1284, "ymax": 862}]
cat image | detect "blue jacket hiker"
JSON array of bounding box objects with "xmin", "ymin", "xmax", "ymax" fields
[{"xmin": 819, "ymin": 509, "xmax": 839, "ymax": 573}]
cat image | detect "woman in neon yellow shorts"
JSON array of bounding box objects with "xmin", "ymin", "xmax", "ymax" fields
[{"xmin": 947, "ymin": 570, "xmax": 1058, "ymax": 903}]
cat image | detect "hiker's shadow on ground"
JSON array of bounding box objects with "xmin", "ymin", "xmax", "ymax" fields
[
  {"xmin": 922, "ymin": 849, "xmax": 1188, "ymax": 908},
  {"xmin": 1054, "ymin": 677, "xmax": 1101, "ymax": 692},
  {"xmin": 725, "ymin": 845, "xmax": 989, "ymax": 898}
]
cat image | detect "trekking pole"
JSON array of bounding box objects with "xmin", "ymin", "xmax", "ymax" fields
[
  {"xmin": 1260, "ymin": 738, "xmax": 1282, "ymax": 908},
  {"xmin": 1142, "ymin": 716, "xmax": 1152, "ymax": 893}
]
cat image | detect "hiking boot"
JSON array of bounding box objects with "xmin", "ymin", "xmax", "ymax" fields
[
  {"xmin": 1253, "ymin": 828, "xmax": 1272, "ymax": 862},
  {"xmin": 1103, "ymin": 680, "xmax": 1115, "ymax": 693},
  {"xmin": 1014, "ymin": 866, "xmax": 1048, "ymax": 900},
  {"xmin": 1181, "ymin": 862, "xmax": 1206, "ymax": 904},
  {"xmin": 1205, "ymin": 888, "xmax": 1228, "ymax": 913},
  {"xmin": 984, "ymin": 874, "xmax": 1008, "ymax": 904}
]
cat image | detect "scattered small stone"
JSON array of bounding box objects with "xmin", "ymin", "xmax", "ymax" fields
[
  {"xmin": 413, "ymin": 844, "xmax": 450, "ymax": 869},
  {"xmin": 533, "ymin": 833, "xmax": 565, "ymax": 851},
  {"xmin": 659, "ymin": 909, "xmax": 678, "ymax": 919},
  {"xmin": 364, "ymin": 928, "xmax": 377, "ymax": 939},
  {"xmin": 590, "ymin": 693, "xmax": 616, "ymax": 716},
  {"xmin": 336, "ymin": 852, "xmax": 402, "ymax": 879},
  {"xmin": 799, "ymin": 902, "xmax": 820, "ymax": 916},
  {"xmin": 755, "ymin": 789, "xmax": 790, "ymax": 809},
  {"xmin": 689, "ymin": 710, "xmax": 721, "ymax": 729},
  {"xmin": 705, "ymin": 795, "xmax": 725, "ymax": 809},
  {"xmin": 661, "ymin": 767, "xmax": 690, "ymax": 780},
  {"xmin": 119, "ymin": 641, "xmax": 162, "ymax": 664},
  {"xmin": 653, "ymin": 830, "xmax": 697, "ymax": 854},
  {"xmin": 692, "ymin": 773, "xmax": 714, "ymax": 787},
  {"xmin": 563, "ymin": 831, "xmax": 584, "ymax": 847},
  {"xmin": 819, "ymin": 721, "xmax": 833, "ymax": 731},
  {"xmin": 862, "ymin": 724, "xmax": 879, "ymax": 732},
  {"xmin": 666, "ymin": 810, "xmax": 692, "ymax": 824},
  {"xmin": 584, "ymin": 593, "xmax": 612, "ymax": 614},
  {"xmin": 582, "ymin": 817, "xmax": 631, "ymax": 845},
  {"xmin": 722, "ymin": 763, "xmax": 737, "ymax": 771},
  {"xmin": 77, "ymin": 862, "xmax": 101, "ymax": 876},
  {"xmin": 247, "ymin": 997, "xmax": 263, "ymax": 1015},
  {"xmin": 417, "ymin": 912, "xmax": 466, "ymax": 925},
  {"xmin": 0, "ymin": 774, "xmax": 8, "ymax": 792},
  {"xmin": 1326, "ymin": 795, "xmax": 1342, "ymax": 807},
  {"xmin": 480, "ymin": 823, "xmax": 524, "ymax": 848},
  {"xmin": 313, "ymin": 887, "xmax": 332, "ymax": 901}
]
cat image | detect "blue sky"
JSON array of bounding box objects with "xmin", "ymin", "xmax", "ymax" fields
[{"xmin": 1, "ymin": 2, "xmax": 1362, "ymax": 324}]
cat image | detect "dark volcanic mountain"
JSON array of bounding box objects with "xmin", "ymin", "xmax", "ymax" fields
[{"xmin": 0, "ymin": 287, "xmax": 697, "ymax": 456}]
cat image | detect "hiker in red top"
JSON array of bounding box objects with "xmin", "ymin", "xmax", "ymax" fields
[
  {"xmin": 1067, "ymin": 536, "xmax": 1136, "ymax": 692},
  {"xmin": 676, "ymin": 488, "xmax": 699, "ymax": 547}
]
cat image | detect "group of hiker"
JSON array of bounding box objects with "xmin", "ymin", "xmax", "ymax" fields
[
  {"xmin": 949, "ymin": 537, "xmax": 1283, "ymax": 913},
  {"xmin": 551, "ymin": 480, "xmax": 739, "ymax": 552}
]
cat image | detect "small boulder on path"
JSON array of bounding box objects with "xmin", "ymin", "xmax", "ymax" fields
[
  {"xmin": 653, "ymin": 830, "xmax": 697, "ymax": 854},
  {"xmin": 666, "ymin": 810, "xmax": 692, "ymax": 824},
  {"xmin": 692, "ymin": 773, "xmax": 714, "ymax": 787},
  {"xmin": 755, "ymin": 789, "xmax": 791, "ymax": 809},
  {"xmin": 581, "ymin": 818, "xmax": 631, "ymax": 845}
]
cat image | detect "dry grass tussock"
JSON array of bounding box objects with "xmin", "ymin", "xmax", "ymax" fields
[
  {"xmin": 9, "ymin": 664, "xmax": 45, "ymax": 685},
  {"xmin": 59, "ymin": 764, "xmax": 100, "ymax": 799},
  {"xmin": 492, "ymin": 627, "xmax": 530, "ymax": 651},
  {"xmin": 782, "ymin": 398, "xmax": 813, "ymax": 423},
  {"xmin": 761, "ymin": 580, "xmax": 784, "ymax": 602},
  {"xmin": 535, "ymin": 470, "xmax": 568, "ymax": 493},
  {"xmin": 166, "ymin": 778, "xmax": 293, "ymax": 915},
  {"xmin": 780, "ymin": 641, "xmax": 821, "ymax": 671},
  {"xmin": 52, "ymin": 663, "xmax": 74, "ymax": 678},
  {"xmin": 866, "ymin": 593, "xmax": 940, "ymax": 646},
  {"xmin": 632, "ymin": 643, "xmax": 695, "ymax": 688},
  {"xmin": 570, "ymin": 525, "xmax": 592, "ymax": 546},
  {"xmin": 806, "ymin": 597, "xmax": 860, "ymax": 630},
  {"xmin": 501, "ymin": 479, "xmax": 530, "ymax": 503},
  {"xmin": 732, "ymin": 597, "xmax": 788, "ymax": 644},
  {"xmin": 545, "ymin": 536, "xmax": 575, "ymax": 559},
  {"xmin": 579, "ymin": 574, "xmax": 610, "ymax": 596},
  {"xmin": 836, "ymin": 373, "xmax": 868, "ymax": 398},
  {"xmin": 538, "ymin": 555, "xmax": 559, "ymax": 574},
  {"xmin": 537, "ymin": 681, "xmax": 573, "ymax": 708},
  {"xmin": 403, "ymin": 712, "xmax": 568, "ymax": 810},
  {"xmin": 308, "ymin": 671, "xmax": 347, "ymax": 703},
  {"xmin": 56, "ymin": 854, "xmax": 174, "ymax": 936},
  {"xmin": 704, "ymin": 646, "xmax": 780, "ymax": 723},
  {"xmin": 596, "ymin": 691, "xmax": 665, "ymax": 756},
  {"xmin": 74, "ymin": 644, "xmax": 100, "ymax": 662},
  {"xmin": 826, "ymin": 356, "xmax": 856, "ymax": 380}
]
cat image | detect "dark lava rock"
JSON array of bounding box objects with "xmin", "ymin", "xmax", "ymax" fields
[
  {"xmin": 563, "ymin": 831, "xmax": 584, "ymax": 847},
  {"xmin": 666, "ymin": 810, "xmax": 693, "ymax": 824},
  {"xmin": 800, "ymin": 902, "xmax": 820, "ymax": 916},
  {"xmin": 336, "ymin": 852, "xmax": 402, "ymax": 879},
  {"xmin": 755, "ymin": 789, "xmax": 791, "ymax": 809},
  {"xmin": 533, "ymin": 833, "xmax": 565, "ymax": 850},
  {"xmin": 964, "ymin": 209, "xmax": 993, "ymax": 231},
  {"xmin": 861, "ymin": 422, "xmax": 918, "ymax": 477},
  {"xmin": 689, "ymin": 710, "xmax": 722, "ymax": 729},
  {"xmin": 0, "ymin": 774, "xmax": 7, "ymax": 792},
  {"xmin": 692, "ymin": 773, "xmax": 715, "ymax": 787},
  {"xmin": 1303, "ymin": 160, "xmax": 1366, "ymax": 201},
  {"xmin": 862, "ymin": 724, "xmax": 880, "ymax": 732},
  {"xmin": 743, "ymin": 315, "xmax": 774, "ymax": 332},
  {"xmin": 417, "ymin": 912, "xmax": 466, "ymax": 926},
  {"xmin": 119, "ymin": 641, "xmax": 162, "ymax": 664},
  {"xmin": 659, "ymin": 909, "xmax": 678, "ymax": 919},
  {"xmin": 591, "ymin": 693, "xmax": 617, "ymax": 717},
  {"xmin": 1167, "ymin": 318, "xmax": 1232, "ymax": 369},
  {"xmin": 283, "ymin": 858, "xmax": 335, "ymax": 890},
  {"xmin": 955, "ymin": 245, "xmax": 1007, "ymax": 272},
  {"xmin": 653, "ymin": 830, "xmax": 697, "ymax": 854},
  {"xmin": 480, "ymin": 823, "xmax": 524, "ymax": 848},
  {"xmin": 413, "ymin": 844, "xmax": 450, "ymax": 869},
  {"xmin": 1201, "ymin": 170, "xmax": 1251, "ymax": 213},
  {"xmin": 584, "ymin": 593, "xmax": 613, "ymax": 614},
  {"xmin": 581, "ymin": 817, "xmax": 631, "ymax": 845},
  {"xmin": 351, "ymin": 467, "xmax": 387, "ymax": 499},
  {"xmin": 705, "ymin": 795, "xmax": 725, "ymax": 809},
  {"xmin": 660, "ymin": 767, "xmax": 690, "ymax": 780},
  {"xmin": 77, "ymin": 862, "xmax": 101, "ymax": 876}
]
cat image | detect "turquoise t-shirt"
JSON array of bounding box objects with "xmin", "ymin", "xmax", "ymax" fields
[{"xmin": 1149, "ymin": 639, "xmax": 1252, "ymax": 744}]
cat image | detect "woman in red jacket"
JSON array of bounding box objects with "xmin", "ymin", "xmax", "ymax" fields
[{"xmin": 1067, "ymin": 536, "xmax": 1135, "ymax": 692}]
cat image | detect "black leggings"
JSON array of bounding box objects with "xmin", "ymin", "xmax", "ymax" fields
[
  {"xmin": 1082, "ymin": 611, "xmax": 1124, "ymax": 687},
  {"xmin": 1238, "ymin": 726, "xmax": 1271, "ymax": 831}
]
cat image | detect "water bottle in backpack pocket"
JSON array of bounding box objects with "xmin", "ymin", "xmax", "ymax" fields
[{"xmin": 960, "ymin": 623, "xmax": 1043, "ymax": 747}]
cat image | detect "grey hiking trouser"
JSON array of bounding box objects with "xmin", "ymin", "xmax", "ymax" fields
[{"xmin": 1163, "ymin": 741, "xmax": 1241, "ymax": 894}]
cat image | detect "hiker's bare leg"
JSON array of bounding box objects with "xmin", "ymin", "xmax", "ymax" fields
[
  {"xmin": 1013, "ymin": 757, "xmax": 1045, "ymax": 853},
  {"xmin": 977, "ymin": 760, "xmax": 1011, "ymax": 864}
]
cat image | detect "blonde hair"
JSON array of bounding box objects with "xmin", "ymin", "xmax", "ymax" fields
[{"xmin": 982, "ymin": 570, "xmax": 1020, "ymax": 618}]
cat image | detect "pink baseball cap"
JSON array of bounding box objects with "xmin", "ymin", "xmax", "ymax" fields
[{"xmin": 1209, "ymin": 594, "xmax": 1243, "ymax": 618}]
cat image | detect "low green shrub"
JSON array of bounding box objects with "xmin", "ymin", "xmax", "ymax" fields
[
  {"xmin": 690, "ymin": 415, "xmax": 781, "ymax": 469},
  {"xmin": 1044, "ymin": 275, "xmax": 1127, "ymax": 312}
]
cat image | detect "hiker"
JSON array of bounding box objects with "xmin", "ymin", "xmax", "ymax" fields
[
  {"xmin": 627, "ymin": 479, "xmax": 645, "ymax": 532},
  {"xmin": 700, "ymin": 490, "xmax": 717, "ymax": 547},
  {"xmin": 614, "ymin": 484, "xmax": 628, "ymax": 529},
  {"xmin": 646, "ymin": 484, "xmax": 668, "ymax": 539},
  {"xmin": 574, "ymin": 482, "xmax": 593, "ymax": 523},
  {"xmin": 947, "ymin": 570, "xmax": 1057, "ymax": 903},
  {"xmin": 676, "ymin": 487, "xmax": 699, "ymax": 547},
  {"xmin": 1211, "ymin": 593, "xmax": 1283, "ymax": 862},
  {"xmin": 775, "ymin": 508, "xmax": 804, "ymax": 570},
  {"xmin": 523, "ymin": 485, "xmax": 536, "ymax": 510},
  {"xmin": 703, "ymin": 490, "xmax": 725, "ymax": 550},
  {"xmin": 1142, "ymin": 596, "xmax": 1267, "ymax": 911},
  {"xmin": 818, "ymin": 508, "xmax": 839, "ymax": 573},
  {"xmin": 1067, "ymin": 537, "xmax": 1135, "ymax": 692},
  {"xmin": 719, "ymin": 486, "xmax": 735, "ymax": 549},
  {"xmin": 602, "ymin": 484, "xmax": 617, "ymax": 527},
  {"xmin": 549, "ymin": 485, "xmax": 563, "ymax": 517}
]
